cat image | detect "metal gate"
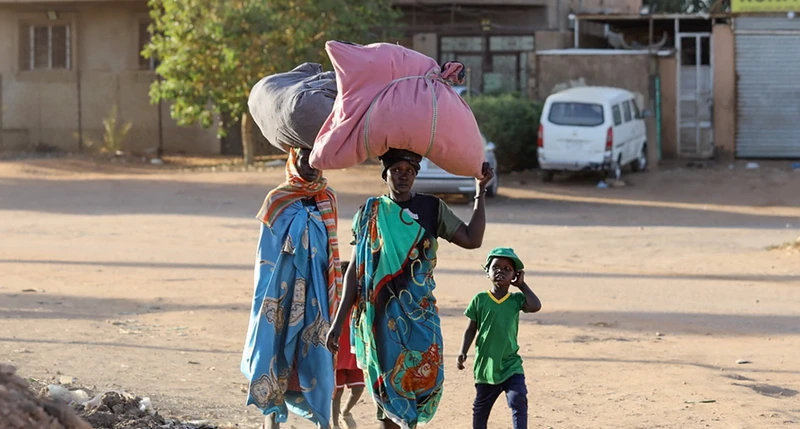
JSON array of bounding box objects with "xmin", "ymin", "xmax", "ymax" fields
[
  {"xmin": 735, "ymin": 17, "xmax": 800, "ymax": 158},
  {"xmin": 677, "ymin": 33, "xmax": 714, "ymax": 158}
]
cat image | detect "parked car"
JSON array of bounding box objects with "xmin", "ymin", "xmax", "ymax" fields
[
  {"xmin": 450, "ymin": 85, "xmax": 480, "ymax": 98},
  {"xmin": 413, "ymin": 132, "xmax": 499, "ymax": 198},
  {"xmin": 537, "ymin": 86, "xmax": 649, "ymax": 182}
]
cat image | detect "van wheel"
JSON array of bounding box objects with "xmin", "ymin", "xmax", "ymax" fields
[
  {"xmin": 542, "ymin": 171, "xmax": 555, "ymax": 182},
  {"xmin": 607, "ymin": 160, "xmax": 622, "ymax": 181},
  {"xmin": 632, "ymin": 144, "xmax": 648, "ymax": 172}
]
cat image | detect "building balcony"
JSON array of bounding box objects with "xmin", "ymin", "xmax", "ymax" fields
[{"xmin": 569, "ymin": 0, "xmax": 643, "ymax": 14}]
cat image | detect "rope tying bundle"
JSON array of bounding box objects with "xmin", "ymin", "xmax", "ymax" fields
[{"xmin": 363, "ymin": 61, "xmax": 467, "ymax": 159}]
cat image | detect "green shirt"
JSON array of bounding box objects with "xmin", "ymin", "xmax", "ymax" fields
[{"xmin": 464, "ymin": 291, "xmax": 526, "ymax": 385}]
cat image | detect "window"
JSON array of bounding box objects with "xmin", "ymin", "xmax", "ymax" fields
[
  {"xmin": 622, "ymin": 101, "xmax": 632, "ymax": 122},
  {"xmin": 19, "ymin": 23, "xmax": 70, "ymax": 70},
  {"xmin": 440, "ymin": 36, "xmax": 483, "ymax": 52},
  {"xmin": 630, "ymin": 99, "xmax": 640, "ymax": 119},
  {"xmin": 440, "ymin": 35, "xmax": 534, "ymax": 94},
  {"xmin": 548, "ymin": 102, "xmax": 605, "ymax": 127},
  {"xmin": 680, "ymin": 36, "xmax": 711, "ymax": 66},
  {"xmin": 612, "ymin": 105, "xmax": 622, "ymax": 126},
  {"xmin": 138, "ymin": 21, "xmax": 157, "ymax": 70},
  {"xmin": 489, "ymin": 36, "xmax": 534, "ymax": 51}
]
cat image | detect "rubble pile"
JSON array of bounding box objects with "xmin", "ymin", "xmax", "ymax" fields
[
  {"xmin": 1, "ymin": 364, "xmax": 218, "ymax": 429},
  {"xmin": 0, "ymin": 364, "xmax": 91, "ymax": 429}
]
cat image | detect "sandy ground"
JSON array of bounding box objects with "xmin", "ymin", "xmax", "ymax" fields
[{"xmin": 1, "ymin": 156, "xmax": 799, "ymax": 429}]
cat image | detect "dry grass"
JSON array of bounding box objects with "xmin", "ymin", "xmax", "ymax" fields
[{"xmin": 766, "ymin": 237, "xmax": 800, "ymax": 252}]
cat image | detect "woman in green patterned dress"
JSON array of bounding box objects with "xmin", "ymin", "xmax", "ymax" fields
[{"xmin": 326, "ymin": 149, "xmax": 494, "ymax": 429}]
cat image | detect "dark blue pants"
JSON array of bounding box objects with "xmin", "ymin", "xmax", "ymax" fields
[{"xmin": 473, "ymin": 373, "xmax": 528, "ymax": 429}]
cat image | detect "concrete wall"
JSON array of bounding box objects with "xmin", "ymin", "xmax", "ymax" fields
[
  {"xmin": 398, "ymin": 5, "xmax": 548, "ymax": 33},
  {"xmin": 533, "ymin": 52, "xmax": 660, "ymax": 166},
  {"xmin": 712, "ymin": 23, "xmax": 735, "ymax": 160},
  {"xmin": 535, "ymin": 30, "xmax": 574, "ymax": 50},
  {"xmin": 535, "ymin": 53, "xmax": 651, "ymax": 100},
  {"xmin": 398, "ymin": 0, "xmax": 570, "ymax": 31},
  {"xmin": 412, "ymin": 33, "xmax": 438, "ymax": 59},
  {"xmin": 547, "ymin": 0, "xmax": 572, "ymax": 31},
  {"xmin": 658, "ymin": 55, "xmax": 678, "ymax": 158},
  {"xmin": 0, "ymin": 2, "xmax": 219, "ymax": 154}
]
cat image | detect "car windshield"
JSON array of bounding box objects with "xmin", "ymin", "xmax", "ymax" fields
[{"xmin": 548, "ymin": 102, "xmax": 604, "ymax": 127}]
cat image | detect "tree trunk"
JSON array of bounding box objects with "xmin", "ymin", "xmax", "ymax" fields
[{"xmin": 241, "ymin": 111, "xmax": 256, "ymax": 166}]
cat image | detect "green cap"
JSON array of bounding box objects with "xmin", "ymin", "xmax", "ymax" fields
[{"xmin": 484, "ymin": 247, "xmax": 524, "ymax": 271}]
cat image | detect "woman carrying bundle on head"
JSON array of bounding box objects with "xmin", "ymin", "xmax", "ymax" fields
[
  {"xmin": 326, "ymin": 148, "xmax": 494, "ymax": 429},
  {"xmin": 242, "ymin": 148, "xmax": 342, "ymax": 429}
]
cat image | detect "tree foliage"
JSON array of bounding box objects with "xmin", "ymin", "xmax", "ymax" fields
[
  {"xmin": 143, "ymin": 0, "xmax": 400, "ymax": 136},
  {"xmin": 467, "ymin": 95, "xmax": 543, "ymax": 173}
]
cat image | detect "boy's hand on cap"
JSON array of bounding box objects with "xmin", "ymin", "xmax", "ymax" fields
[
  {"xmin": 512, "ymin": 270, "xmax": 525, "ymax": 288},
  {"xmin": 456, "ymin": 353, "xmax": 467, "ymax": 370}
]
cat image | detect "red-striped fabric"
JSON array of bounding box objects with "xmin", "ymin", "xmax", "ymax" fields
[{"xmin": 256, "ymin": 149, "xmax": 342, "ymax": 315}]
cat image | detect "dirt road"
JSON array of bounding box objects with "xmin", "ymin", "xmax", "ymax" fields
[{"xmin": 1, "ymin": 157, "xmax": 798, "ymax": 429}]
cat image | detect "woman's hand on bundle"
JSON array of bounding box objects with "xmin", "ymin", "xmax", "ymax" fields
[{"xmin": 476, "ymin": 162, "xmax": 495, "ymax": 193}]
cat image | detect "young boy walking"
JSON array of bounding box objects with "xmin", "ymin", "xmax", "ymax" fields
[
  {"xmin": 457, "ymin": 247, "xmax": 542, "ymax": 429},
  {"xmin": 332, "ymin": 261, "xmax": 365, "ymax": 429}
]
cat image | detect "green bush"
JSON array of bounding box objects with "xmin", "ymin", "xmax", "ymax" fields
[{"xmin": 467, "ymin": 94, "xmax": 543, "ymax": 173}]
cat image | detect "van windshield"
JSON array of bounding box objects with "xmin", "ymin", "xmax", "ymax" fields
[{"xmin": 548, "ymin": 102, "xmax": 605, "ymax": 127}]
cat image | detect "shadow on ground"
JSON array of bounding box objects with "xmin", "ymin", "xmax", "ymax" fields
[{"xmin": 2, "ymin": 174, "xmax": 799, "ymax": 229}]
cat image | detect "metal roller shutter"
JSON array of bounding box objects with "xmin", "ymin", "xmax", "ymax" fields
[{"xmin": 735, "ymin": 18, "xmax": 800, "ymax": 158}]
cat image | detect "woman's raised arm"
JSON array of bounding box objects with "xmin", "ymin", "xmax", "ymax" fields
[{"xmin": 449, "ymin": 162, "xmax": 494, "ymax": 250}]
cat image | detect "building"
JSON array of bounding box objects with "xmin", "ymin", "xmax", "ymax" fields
[
  {"xmin": 396, "ymin": 0, "xmax": 574, "ymax": 94},
  {"xmin": 9, "ymin": 1, "xmax": 793, "ymax": 160},
  {"xmin": 568, "ymin": 11, "xmax": 720, "ymax": 161},
  {"xmin": 568, "ymin": 0, "xmax": 800, "ymax": 160},
  {"xmin": 0, "ymin": 0, "xmax": 576, "ymax": 155},
  {"xmin": 0, "ymin": 0, "xmax": 220, "ymax": 154}
]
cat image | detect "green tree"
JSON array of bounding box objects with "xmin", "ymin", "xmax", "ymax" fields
[
  {"xmin": 467, "ymin": 94, "xmax": 543, "ymax": 173},
  {"xmin": 143, "ymin": 0, "xmax": 399, "ymax": 164}
]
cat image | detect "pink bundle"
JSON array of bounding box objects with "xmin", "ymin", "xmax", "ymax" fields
[{"xmin": 310, "ymin": 41, "xmax": 486, "ymax": 178}]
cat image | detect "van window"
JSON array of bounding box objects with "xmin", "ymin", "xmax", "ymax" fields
[
  {"xmin": 547, "ymin": 102, "xmax": 604, "ymax": 127},
  {"xmin": 622, "ymin": 101, "xmax": 632, "ymax": 122},
  {"xmin": 630, "ymin": 99, "xmax": 640, "ymax": 118},
  {"xmin": 612, "ymin": 105, "xmax": 622, "ymax": 126}
]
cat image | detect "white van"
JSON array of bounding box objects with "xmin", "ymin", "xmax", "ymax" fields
[{"xmin": 537, "ymin": 86, "xmax": 648, "ymax": 181}]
